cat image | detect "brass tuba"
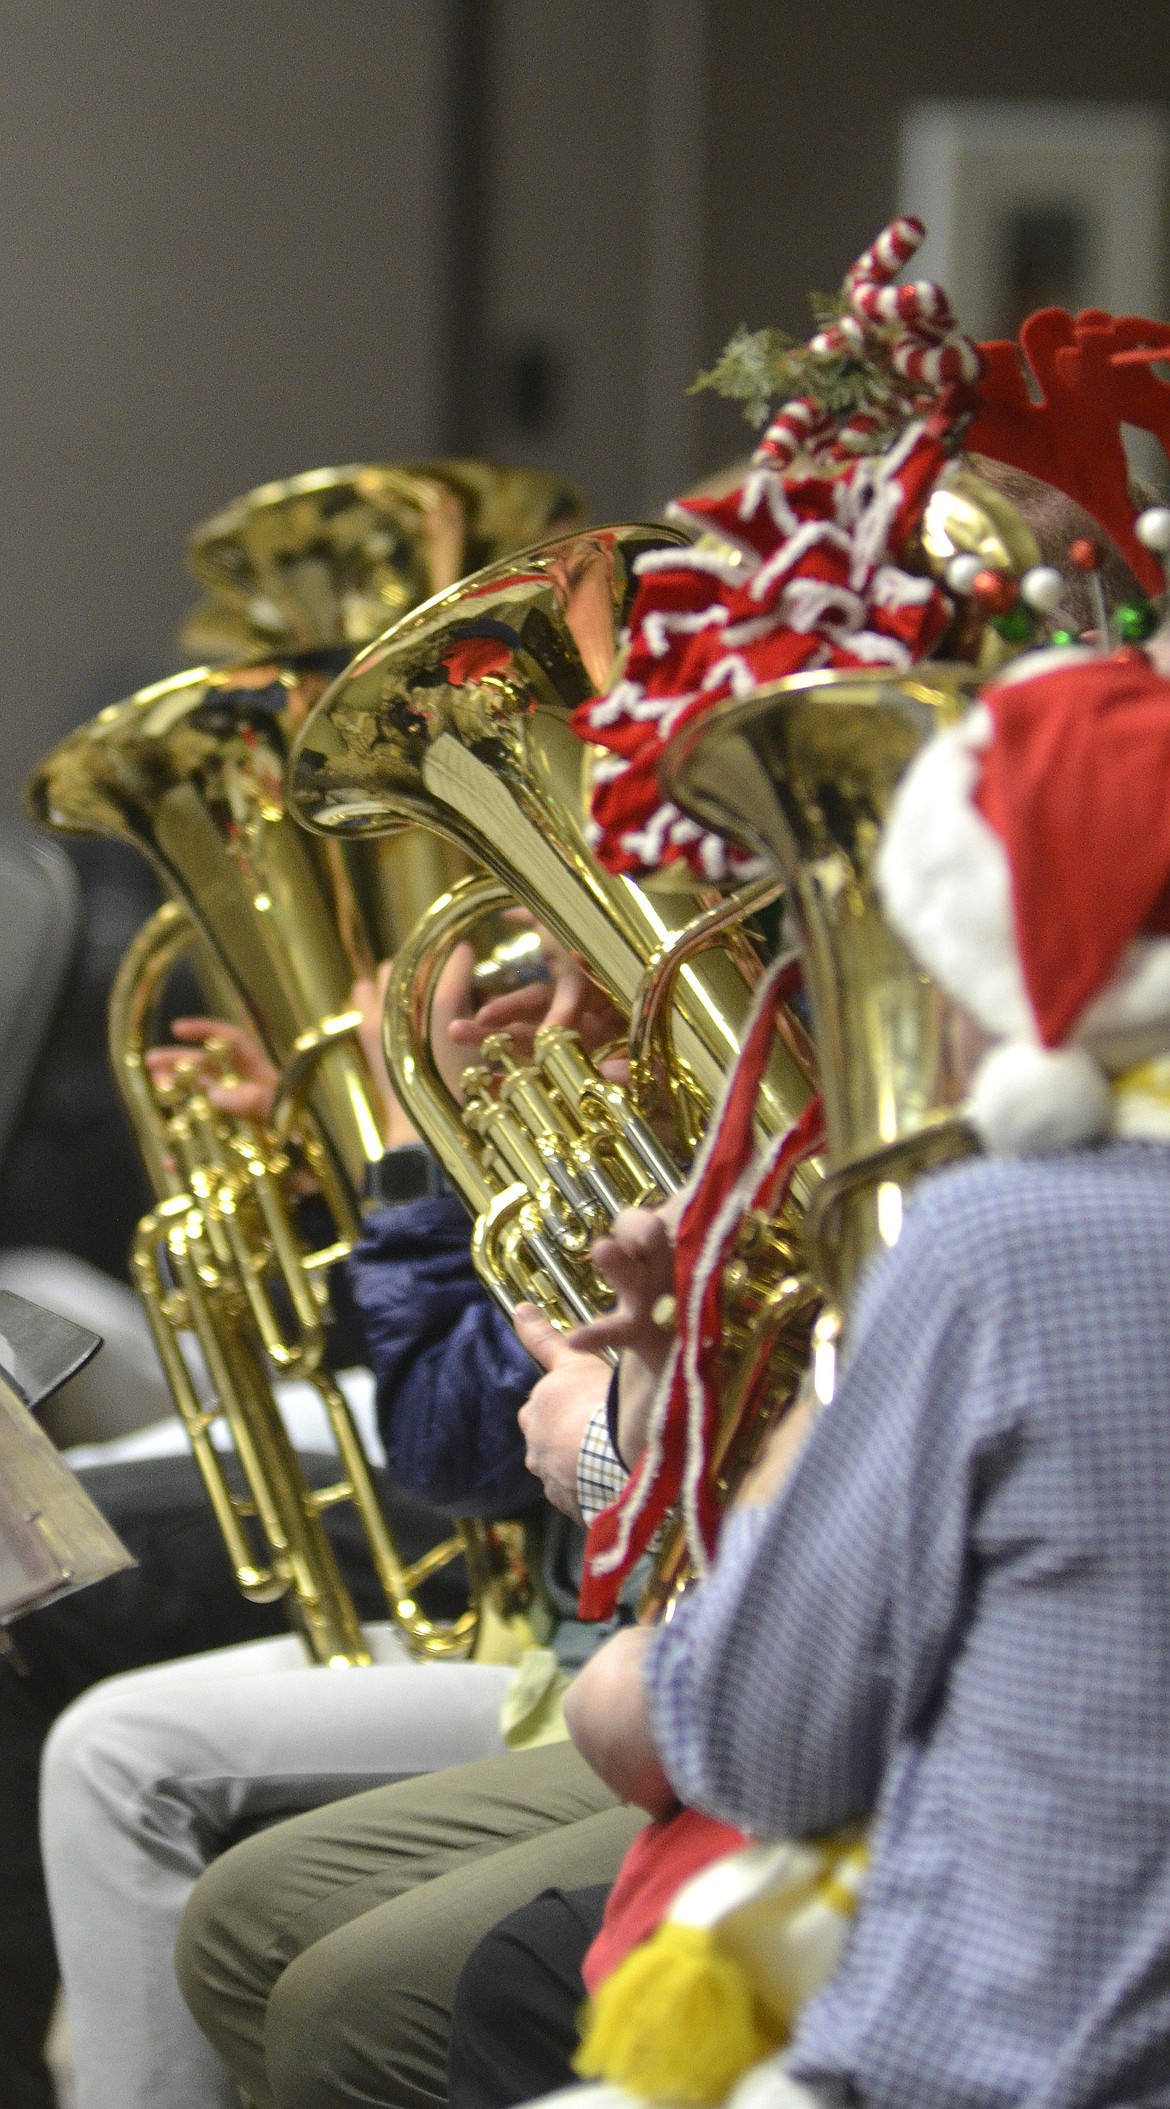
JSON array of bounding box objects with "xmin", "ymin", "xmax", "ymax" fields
[
  {"xmin": 27, "ymin": 461, "xmax": 582, "ymax": 1665},
  {"xmin": 288, "ymin": 526, "xmax": 822, "ymax": 1309},
  {"xmin": 287, "ymin": 528, "xmax": 825, "ymax": 1601},
  {"xmin": 661, "ymin": 664, "xmax": 981, "ymax": 1315}
]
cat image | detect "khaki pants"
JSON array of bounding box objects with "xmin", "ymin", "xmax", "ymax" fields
[{"xmin": 175, "ymin": 1740, "xmax": 646, "ymax": 2109}]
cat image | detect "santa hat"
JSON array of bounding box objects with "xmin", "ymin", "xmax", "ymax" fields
[{"xmin": 876, "ymin": 648, "xmax": 1170, "ymax": 1155}]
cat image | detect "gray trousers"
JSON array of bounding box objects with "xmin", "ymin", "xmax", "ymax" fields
[
  {"xmin": 176, "ymin": 1738, "xmax": 646, "ymax": 2109},
  {"xmin": 42, "ymin": 1626, "xmax": 517, "ymax": 2109}
]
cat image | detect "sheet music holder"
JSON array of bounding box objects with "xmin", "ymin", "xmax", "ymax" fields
[{"xmin": 0, "ymin": 1292, "xmax": 135, "ymax": 1624}]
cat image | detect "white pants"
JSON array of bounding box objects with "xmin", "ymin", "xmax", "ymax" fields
[{"xmin": 41, "ymin": 1624, "xmax": 515, "ymax": 2109}]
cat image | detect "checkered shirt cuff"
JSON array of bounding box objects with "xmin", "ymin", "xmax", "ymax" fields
[{"xmin": 576, "ymin": 1400, "xmax": 628, "ymax": 1521}]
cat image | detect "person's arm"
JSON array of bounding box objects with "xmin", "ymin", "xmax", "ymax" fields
[
  {"xmin": 643, "ymin": 1196, "xmax": 989, "ymax": 1841},
  {"xmin": 346, "ymin": 1195, "xmax": 542, "ymax": 1516},
  {"xmin": 347, "ymin": 936, "xmax": 630, "ymax": 1518},
  {"xmin": 562, "ymin": 1626, "xmax": 675, "ymax": 1816}
]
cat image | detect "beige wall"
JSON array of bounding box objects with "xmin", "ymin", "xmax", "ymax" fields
[
  {"xmin": 698, "ymin": 0, "xmax": 1170, "ymax": 467},
  {"xmin": 0, "ymin": 0, "xmax": 447, "ymax": 815},
  {"xmin": 2, "ymin": 0, "xmax": 1168, "ymax": 821}
]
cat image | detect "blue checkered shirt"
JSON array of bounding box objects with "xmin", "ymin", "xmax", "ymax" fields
[{"xmin": 646, "ymin": 1143, "xmax": 1170, "ymax": 2109}]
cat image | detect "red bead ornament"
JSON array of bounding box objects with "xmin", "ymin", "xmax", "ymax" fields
[
  {"xmin": 1069, "ymin": 537, "xmax": 1101, "ymax": 572},
  {"xmin": 970, "ymin": 568, "xmax": 1018, "ymax": 617}
]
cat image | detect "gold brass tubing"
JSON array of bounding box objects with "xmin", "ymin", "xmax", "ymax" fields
[
  {"xmin": 108, "ymin": 904, "xmax": 196, "ymax": 1199},
  {"xmin": 804, "ymin": 1114, "xmax": 977, "ymax": 1299},
  {"xmin": 110, "ymin": 894, "xmax": 509, "ymax": 1665},
  {"xmin": 626, "ymin": 874, "xmax": 787, "ymax": 1145},
  {"xmin": 311, "ymin": 1372, "xmax": 483, "ymax": 1659},
  {"xmin": 132, "ymin": 1201, "xmax": 372, "ymax": 1663},
  {"xmin": 463, "ymin": 1095, "xmax": 587, "ymax": 1255},
  {"xmin": 383, "ymin": 875, "xmax": 515, "ymax": 1216},
  {"xmin": 287, "ymin": 524, "xmax": 821, "ymax": 1167},
  {"xmin": 32, "ymin": 464, "xmax": 580, "ymax": 1670},
  {"xmin": 534, "ymin": 1026, "xmax": 681, "ymax": 1199},
  {"xmin": 660, "ymin": 664, "xmax": 981, "ymax": 1300}
]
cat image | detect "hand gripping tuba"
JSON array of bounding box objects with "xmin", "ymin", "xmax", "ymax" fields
[{"xmin": 27, "ymin": 461, "xmax": 582, "ymax": 1665}]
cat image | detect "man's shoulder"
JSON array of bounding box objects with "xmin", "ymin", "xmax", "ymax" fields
[{"xmin": 901, "ymin": 1140, "xmax": 1170, "ymax": 1278}]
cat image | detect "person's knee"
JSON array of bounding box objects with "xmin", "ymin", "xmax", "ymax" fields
[
  {"xmin": 263, "ymin": 1944, "xmax": 401, "ymax": 2109},
  {"xmin": 264, "ymin": 1923, "xmax": 450, "ymax": 2109},
  {"xmin": 263, "ymin": 1949, "xmax": 345, "ymax": 2109},
  {"xmin": 174, "ymin": 1831, "xmax": 274, "ymax": 2056},
  {"xmin": 41, "ymin": 1678, "xmax": 146, "ymax": 1838}
]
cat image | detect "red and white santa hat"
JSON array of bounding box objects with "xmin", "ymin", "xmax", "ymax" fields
[{"xmin": 876, "ymin": 646, "xmax": 1170, "ymax": 1155}]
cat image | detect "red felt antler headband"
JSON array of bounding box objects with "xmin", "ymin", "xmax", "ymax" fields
[{"xmin": 967, "ymin": 308, "xmax": 1170, "ymax": 596}]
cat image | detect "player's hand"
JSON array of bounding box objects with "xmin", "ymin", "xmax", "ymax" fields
[
  {"xmin": 568, "ymin": 1197, "xmax": 684, "ymax": 1465},
  {"xmin": 447, "ymin": 942, "xmax": 624, "ymax": 1066},
  {"xmin": 513, "ymin": 1304, "xmax": 611, "ymax": 1521},
  {"xmin": 145, "ymin": 1017, "xmax": 279, "ymax": 1123}
]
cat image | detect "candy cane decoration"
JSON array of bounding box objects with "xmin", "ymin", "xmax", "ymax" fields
[
  {"xmin": 845, "ymin": 215, "xmax": 926, "ymax": 288},
  {"xmin": 754, "ymin": 395, "xmax": 835, "ymax": 469},
  {"xmin": 749, "ymin": 217, "xmax": 983, "ymax": 477},
  {"xmin": 845, "ymin": 222, "xmax": 984, "ymax": 395}
]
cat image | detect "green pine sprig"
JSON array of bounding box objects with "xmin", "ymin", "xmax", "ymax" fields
[
  {"xmin": 689, "ymin": 326, "xmax": 801, "ymax": 428},
  {"xmin": 690, "ymin": 280, "xmax": 913, "ymax": 450}
]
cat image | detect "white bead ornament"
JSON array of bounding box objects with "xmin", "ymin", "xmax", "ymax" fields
[
  {"xmin": 1136, "ymin": 507, "xmax": 1170, "ymax": 555},
  {"xmin": 944, "ymin": 553, "xmax": 983, "ymax": 595},
  {"xmin": 1020, "ymin": 566, "xmax": 1066, "ymax": 615}
]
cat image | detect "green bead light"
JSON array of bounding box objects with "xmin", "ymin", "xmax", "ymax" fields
[
  {"xmin": 1115, "ymin": 601, "xmax": 1157, "ymax": 644},
  {"xmin": 992, "ymin": 605, "xmax": 1034, "ymax": 644}
]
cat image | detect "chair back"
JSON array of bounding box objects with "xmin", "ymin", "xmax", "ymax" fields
[{"xmin": 0, "ymin": 829, "xmax": 82, "ymax": 1171}]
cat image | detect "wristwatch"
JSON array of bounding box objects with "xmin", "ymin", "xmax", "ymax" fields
[{"xmin": 364, "ymin": 1142, "xmax": 448, "ymax": 1208}]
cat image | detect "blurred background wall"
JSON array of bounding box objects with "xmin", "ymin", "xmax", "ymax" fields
[
  {"xmin": 0, "ymin": 0, "xmax": 1166, "ymax": 1271},
  {"xmin": 0, "ymin": 0, "xmax": 1167, "ymax": 815}
]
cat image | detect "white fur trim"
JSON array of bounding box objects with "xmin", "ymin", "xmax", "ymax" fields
[
  {"xmin": 878, "ymin": 700, "xmax": 1170, "ymax": 1070},
  {"xmin": 1075, "ymin": 936, "xmax": 1170, "ymax": 1068},
  {"xmin": 968, "ymin": 1042, "xmax": 1112, "ymax": 1155},
  {"xmin": 876, "ymin": 706, "xmax": 1034, "ymax": 1040}
]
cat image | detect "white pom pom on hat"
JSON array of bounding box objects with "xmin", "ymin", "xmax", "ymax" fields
[
  {"xmin": 967, "ymin": 1043, "xmax": 1113, "ymax": 1155},
  {"xmin": 877, "ymin": 650, "xmax": 1170, "ymax": 1156}
]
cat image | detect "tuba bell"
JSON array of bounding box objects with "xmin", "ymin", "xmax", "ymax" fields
[
  {"xmin": 661, "ymin": 663, "xmax": 982, "ymax": 1312},
  {"xmin": 27, "ymin": 461, "xmax": 583, "ymax": 1665}
]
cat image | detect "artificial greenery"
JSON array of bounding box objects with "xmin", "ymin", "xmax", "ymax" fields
[{"xmin": 691, "ymin": 282, "xmax": 910, "ymax": 447}]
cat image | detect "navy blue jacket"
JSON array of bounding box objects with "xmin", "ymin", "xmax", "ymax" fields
[{"xmin": 344, "ymin": 1193, "xmax": 542, "ymax": 1519}]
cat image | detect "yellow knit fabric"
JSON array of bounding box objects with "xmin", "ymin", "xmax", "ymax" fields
[{"xmin": 574, "ymin": 1922, "xmax": 778, "ymax": 2105}]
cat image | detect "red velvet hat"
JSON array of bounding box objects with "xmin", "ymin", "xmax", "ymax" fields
[{"xmin": 878, "ymin": 647, "xmax": 1170, "ymax": 1154}]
